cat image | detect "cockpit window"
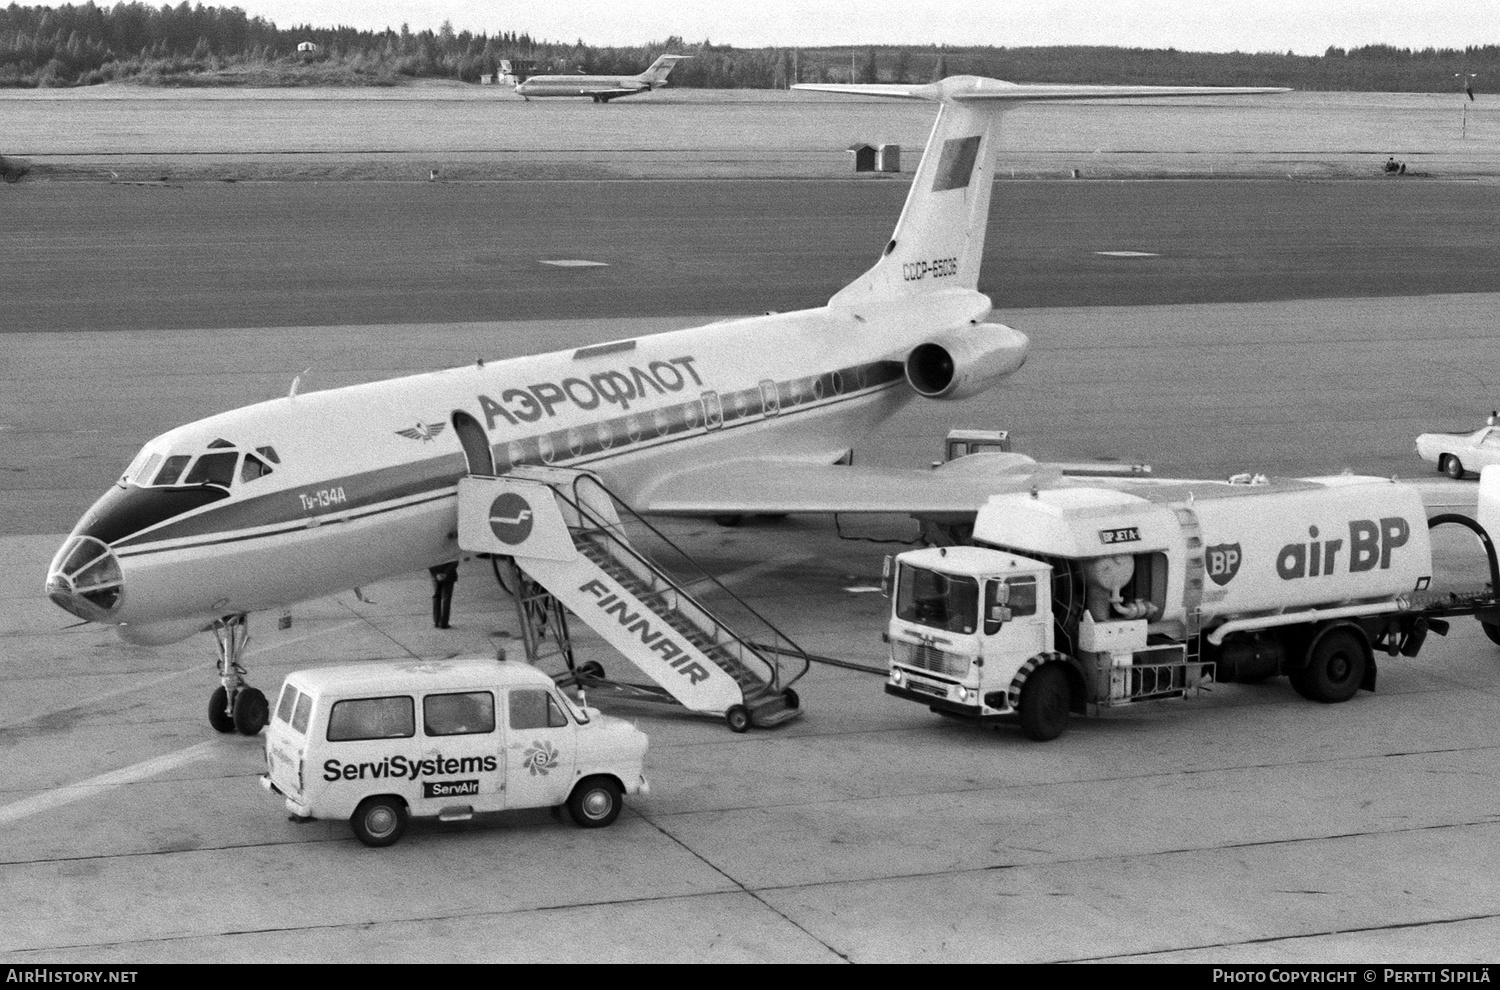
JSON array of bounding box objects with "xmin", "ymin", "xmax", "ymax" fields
[
  {"xmin": 208, "ymin": 438, "xmax": 234, "ymax": 449},
  {"xmin": 153, "ymin": 455, "xmax": 192, "ymax": 486},
  {"xmin": 241, "ymin": 453, "xmax": 272, "ymax": 483},
  {"xmin": 183, "ymin": 451, "xmax": 238, "ymax": 488},
  {"xmin": 256, "ymin": 445, "xmax": 281, "ymax": 465}
]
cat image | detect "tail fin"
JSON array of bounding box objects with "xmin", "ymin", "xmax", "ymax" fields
[
  {"xmin": 637, "ymin": 54, "xmax": 689, "ymax": 85},
  {"xmin": 795, "ymin": 77, "xmax": 1288, "ymax": 307}
]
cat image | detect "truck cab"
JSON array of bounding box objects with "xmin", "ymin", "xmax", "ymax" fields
[{"xmin": 885, "ymin": 496, "xmax": 1211, "ymax": 741}]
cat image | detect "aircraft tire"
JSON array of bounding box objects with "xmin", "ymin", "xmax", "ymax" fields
[
  {"xmin": 232, "ymin": 686, "xmax": 269, "ymax": 735},
  {"xmin": 1483, "ymin": 621, "xmax": 1500, "ymax": 647},
  {"xmin": 208, "ymin": 686, "xmax": 235, "ymax": 734}
]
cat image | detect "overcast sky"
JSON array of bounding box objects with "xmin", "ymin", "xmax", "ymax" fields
[{"xmin": 234, "ymin": 2, "xmax": 1496, "ymax": 57}]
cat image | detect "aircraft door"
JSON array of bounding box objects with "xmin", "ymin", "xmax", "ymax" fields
[{"xmin": 452, "ymin": 411, "xmax": 496, "ymax": 476}]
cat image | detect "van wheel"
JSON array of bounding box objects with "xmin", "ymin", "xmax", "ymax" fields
[
  {"xmin": 351, "ymin": 796, "xmax": 408, "ymax": 847},
  {"xmin": 1291, "ymin": 629, "xmax": 1368, "ymax": 704},
  {"xmin": 232, "ymin": 687, "xmax": 269, "ymax": 735},
  {"xmin": 725, "ymin": 704, "xmax": 751, "ymax": 733},
  {"xmin": 1443, "ymin": 455, "xmax": 1466, "ymax": 479},
  {"xmin": 567, "ymin": 777, "xmax": 622, "ymax": 828},
  {"xmin": 1018, "ymin": 663, "xmax": 1071, "ymax": 741},
  {"xmin": 208, "ymin": 686, "xmax": 235, "ymax": 734}
]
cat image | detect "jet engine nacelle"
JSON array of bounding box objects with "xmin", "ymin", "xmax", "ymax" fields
[
  {"xmin": 905, "ymin": 322, "xmax": 1029, "ymax": 400},
  {"xmin": 117, "ymin": 617, "xmax": 209, "ymax": 646}
]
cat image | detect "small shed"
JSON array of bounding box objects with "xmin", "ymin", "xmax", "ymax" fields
[
  {"xmin": 847, "ymin": 144, "xmax": 876, "ymax": 172},
  {"xmin": 876, "ymin": 144, "xmax": 901, "ymax": 172},
  {"xmin": 296, "ymin": 41, "xmax": 320, "ymax": 55}
]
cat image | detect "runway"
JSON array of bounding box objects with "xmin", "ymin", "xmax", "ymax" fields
[{"xmin": 5, "ymin": 123, "xmax": 1500, "ymax": 961}]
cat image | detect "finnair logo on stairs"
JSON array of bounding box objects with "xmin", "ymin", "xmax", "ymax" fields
[
  {"xmin": 578, "ymin": 578, "xmax": 712, "ymax": 685},
  {"xmin": 489, "ymin": 492, "xmax": 535, "ymax": 545}
]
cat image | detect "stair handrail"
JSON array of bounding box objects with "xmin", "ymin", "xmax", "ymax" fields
[{"xmin": 549, "ymin": 472, "xmax": 812, "ymax": 694}]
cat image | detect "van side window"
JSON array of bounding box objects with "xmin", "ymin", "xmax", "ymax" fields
[
  {"xmin": 424, "ymin": 691, "xmax": 495, "ymax": 736},
  {"xmin": 275, "ymin": 684, "xmax": 299, "ymax": 724},
  {"xmin": 509, "ymin": 688, "xmax": 569, "ymax": 730},
  {"xmin": 327, "ymin": 696, "xmax": 414, "ymax": 741}
]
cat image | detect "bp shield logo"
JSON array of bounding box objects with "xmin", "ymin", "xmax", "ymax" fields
[
  {"xmin": 1206, "ymin": 543, "xmax": 1242, "ymax": 586},
  {"xmin": 488, "ymin": 492, "xmax": 534, "ymax": 545}
]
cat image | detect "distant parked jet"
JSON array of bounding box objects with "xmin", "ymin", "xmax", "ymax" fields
[{"xmin": 515, "ymin": 54, "xmax": 690, "ymax": 102}]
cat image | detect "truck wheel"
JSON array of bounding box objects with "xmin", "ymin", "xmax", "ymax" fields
[
  {"xmin": 350, "ymin": 796, "xmax": 408, "ymax": 847},
  {"xmin": 208, "ymin": 686, "xmax": 235, "ymax": 734},
  {"xmin": 232, "ymin": 687, "xmax": 269, "ymax": 735},
  {"xmin": 725, "ymin": 704, "xmax": 751, "ymax": 733},
  {"xmin": 1293, "ymin": 629, "xmax": 1368, "ymax": 704},
  {"xmin": 1018, "ymin": 663, "xmax": 1071, "ymax": 741},
  {"xmin": 567, "ymin": 776, "xmax": 622, "ymax": 828},
  {"xmin": 1443, "ymin": 455, "xmax": 1466, "ymax": 479}
]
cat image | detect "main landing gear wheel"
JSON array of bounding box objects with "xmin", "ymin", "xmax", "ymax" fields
[
  {"xmin": 1018, "ymin": 663, "xmax": 1071, "ymax": 741},
  {"xmin": 567, "ymin": 776, "xmax": 623, "ymax": 828},
  {"xmin": 577, "ymin": 660, "xmax": 606, "ymax": 680},
  {"xmin": 1483, "ymin": 622, "xmax": 1500, "ymax": 647},
  {"xmin": 208, "ymin": 686, "xmax": 235, "ymax": 734},
  {"xmin": 1443, "ymin": 455, "xmax": 1466, "ymax": 479},
  {"xmin": 233, "ymin": 687, "xmax": 269, "ymax": 735},
  {"xmin": 1291, "ymin": 629, "xmax": 1368, "ymax": 704},
  {"xmin": 725, "ymin": 704, "xmax": 751, "ymax": 733},
  {"xmin": 350, "ymin": 796, "xmax": 408, "ymax": 847}
]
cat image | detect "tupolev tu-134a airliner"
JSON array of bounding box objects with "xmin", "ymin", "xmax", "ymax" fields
[{"xmin": 44, "ymin": 76, "xmax": 1287, "ymax": 734}]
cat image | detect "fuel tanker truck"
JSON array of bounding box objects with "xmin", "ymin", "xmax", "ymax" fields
[{"xmin": 882, "ymin": 472, "xmax": 1500, "ymax": 740}]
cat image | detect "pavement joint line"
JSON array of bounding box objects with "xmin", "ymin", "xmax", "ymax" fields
[{"xmin": 0, "ymin": 741, "xmax": 215, "ymax": 826}]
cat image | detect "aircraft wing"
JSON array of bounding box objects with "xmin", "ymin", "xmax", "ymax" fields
[
  {"xmin": 626, "ymin": 454, "xmax": 1072, "ymax": 517},
  {"xmin": 793, "ymin": 80, "xmax": 1289, "ymax": 102}
]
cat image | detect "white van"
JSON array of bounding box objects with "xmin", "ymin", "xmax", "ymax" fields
[{"xmin": 261, "ymin": 655, "xmax": 649, "ymax": 846}]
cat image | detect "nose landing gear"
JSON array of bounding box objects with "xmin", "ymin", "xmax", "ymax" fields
[{"xmin": 208, "ymin": 614, "xmax": 268, "ymax": 735}]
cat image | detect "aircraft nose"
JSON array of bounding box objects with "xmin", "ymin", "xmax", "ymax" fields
[{"xmin": 45, "ymin": 535, "xmax": 124, "ymax": 622}]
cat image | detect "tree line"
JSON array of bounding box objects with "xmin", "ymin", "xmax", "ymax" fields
[{"xmin": 2, "ymin": 2, "xmax": 1498, "ymax": 92}]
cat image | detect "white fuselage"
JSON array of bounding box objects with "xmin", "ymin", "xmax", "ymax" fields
[
  {"xmin": 47, "ymin": 295, "xmax": 988, "ymax": 636},
  {"xmin": 514, "ymin": 74, "xmax": 654, "ymax": 99}
]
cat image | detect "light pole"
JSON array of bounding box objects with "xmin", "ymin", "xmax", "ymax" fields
[{"xmin": 1456, "ymin": 72, "xmax": 1478, "ymax": 140}]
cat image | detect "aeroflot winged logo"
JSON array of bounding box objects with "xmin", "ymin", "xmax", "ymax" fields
[
  {"xmin": 489, "ymin": 493, "xmax": 534, "ymax": 545},
  {"xmin": 395, "ymin": 421, "xmax": 447, "ymax": 442}
]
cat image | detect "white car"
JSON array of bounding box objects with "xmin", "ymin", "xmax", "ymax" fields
[{"xmin": 1415, "ymin": 425, "xmax": 1500, "ymax": 479}]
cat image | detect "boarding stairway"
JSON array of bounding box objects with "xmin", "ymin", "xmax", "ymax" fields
[{"xmin": 457, "ymin": 466, "xmax": 808, "ymax": 731}]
